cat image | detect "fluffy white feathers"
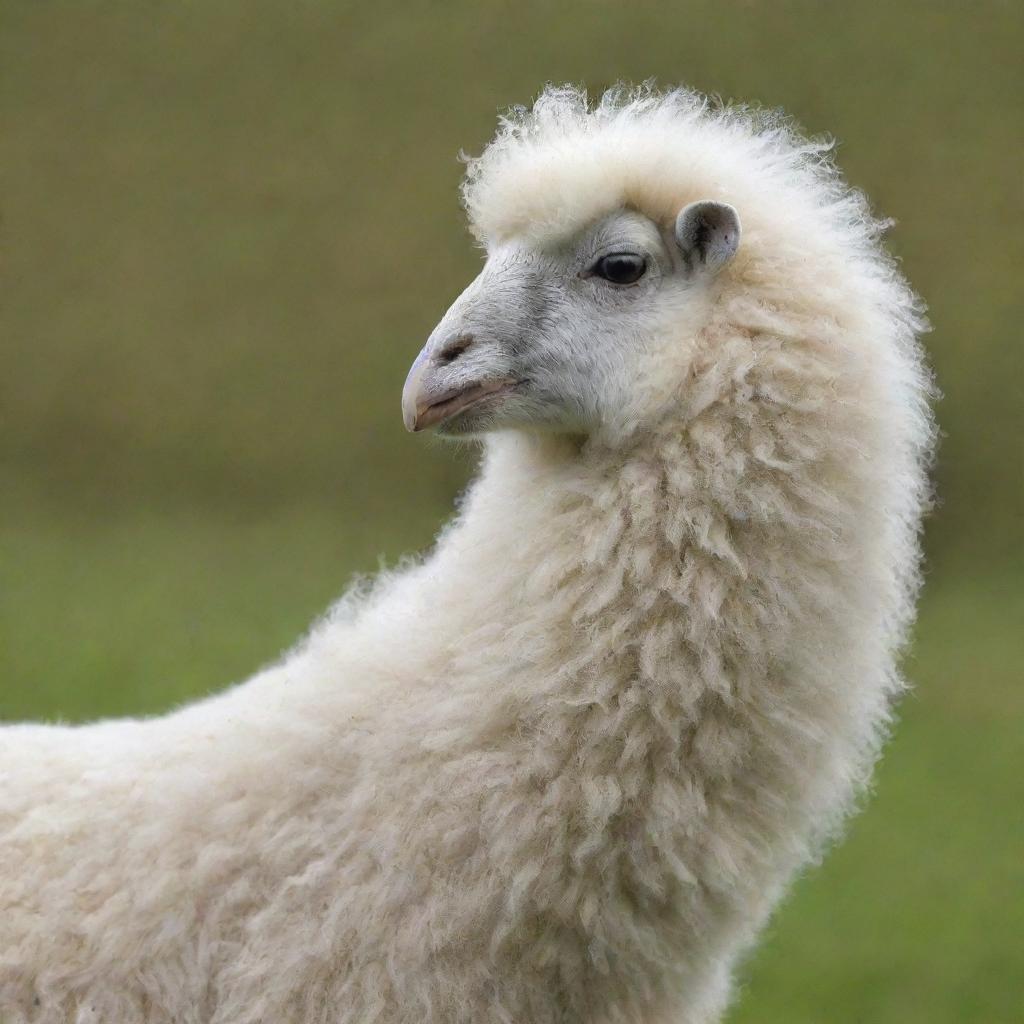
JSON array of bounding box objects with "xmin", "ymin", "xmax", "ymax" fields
[{"xmin": 0, "ymin": 85, "xmax": 935, "ymax": 1023}]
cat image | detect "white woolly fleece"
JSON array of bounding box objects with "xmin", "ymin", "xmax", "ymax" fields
[{"xmin": 0, "ymin": 85, "xmax": 935, "ymax": 1024}]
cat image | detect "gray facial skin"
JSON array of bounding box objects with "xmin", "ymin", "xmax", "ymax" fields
[{"xmin": 402, "ymin": 202, "xmax": 740, "ymax": 437}]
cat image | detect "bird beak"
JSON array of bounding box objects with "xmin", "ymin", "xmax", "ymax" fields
[
  {"xmin": 401, "ymin": 346, "xmax": 435, "ymax": 432},
  {"xmin": 403, "ymin": 262, "xmax": 525, "ymax": 433},
  {"xmin": 402, "ymin": 366, "xmax": 516, "ymax": 433},
  {"xmin": 401, "ymin": 335, "xmax": 517, "ymax": 433}
]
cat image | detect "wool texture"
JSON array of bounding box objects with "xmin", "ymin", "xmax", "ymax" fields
[{"xmin": 0, "ymin": 85, "xmax": 935, "ymax": 1023}]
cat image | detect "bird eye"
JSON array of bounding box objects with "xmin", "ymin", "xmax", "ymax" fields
[{"xmin": 593, "ymin": 253, "xmax": 647, "ymax": 285}]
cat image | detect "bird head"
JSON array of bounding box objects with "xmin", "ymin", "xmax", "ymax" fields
[{"xmin": 401, "ymin": 200, "xmax": 740, "ymax": 439}]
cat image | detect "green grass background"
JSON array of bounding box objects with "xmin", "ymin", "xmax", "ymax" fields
[{"xmin": 2, "ymin": 2, "xmax": 1021, "ymax": 1020}]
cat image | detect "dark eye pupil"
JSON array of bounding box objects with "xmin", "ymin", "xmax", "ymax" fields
[{"xmin": 596, "ymin": 253, "xmax": 646, "ymax": 284}]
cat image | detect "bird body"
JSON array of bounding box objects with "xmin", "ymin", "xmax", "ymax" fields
[{"xmin": 0, "ymin": 86, "xmax": 934, "ymax": 1023}]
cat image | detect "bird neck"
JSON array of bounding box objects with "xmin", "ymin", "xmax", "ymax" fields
[
  {"xmin": 435, "ymin": 425, "xmax": 780, "ymax": 699},
  {"xmin": 437, "ymin": 413, "xmax": 845, "ymax": 711}
]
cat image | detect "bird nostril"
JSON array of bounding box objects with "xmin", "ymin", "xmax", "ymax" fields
[{"xmin": 436, "ymin": 334, "xmax": 474, "ymax": 366}]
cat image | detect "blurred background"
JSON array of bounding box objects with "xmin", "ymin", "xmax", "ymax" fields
[{"xmin": 2, "ymin": 2, "xmax": 1021, "ymax": 1020}]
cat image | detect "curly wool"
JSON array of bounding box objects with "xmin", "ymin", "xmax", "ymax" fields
[{"xmin": 0, "ymin": 85, "xmax": 935, "ymax": 1023}]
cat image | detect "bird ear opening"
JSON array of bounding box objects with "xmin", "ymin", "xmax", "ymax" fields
[{"xmin": 674, "ymin": 201, "xmax": 741, "ymax": 276}]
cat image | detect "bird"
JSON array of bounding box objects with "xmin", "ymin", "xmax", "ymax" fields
[{"xmin": 0, "ymin": 84, "xmax": 935, "ymax": 1024}]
